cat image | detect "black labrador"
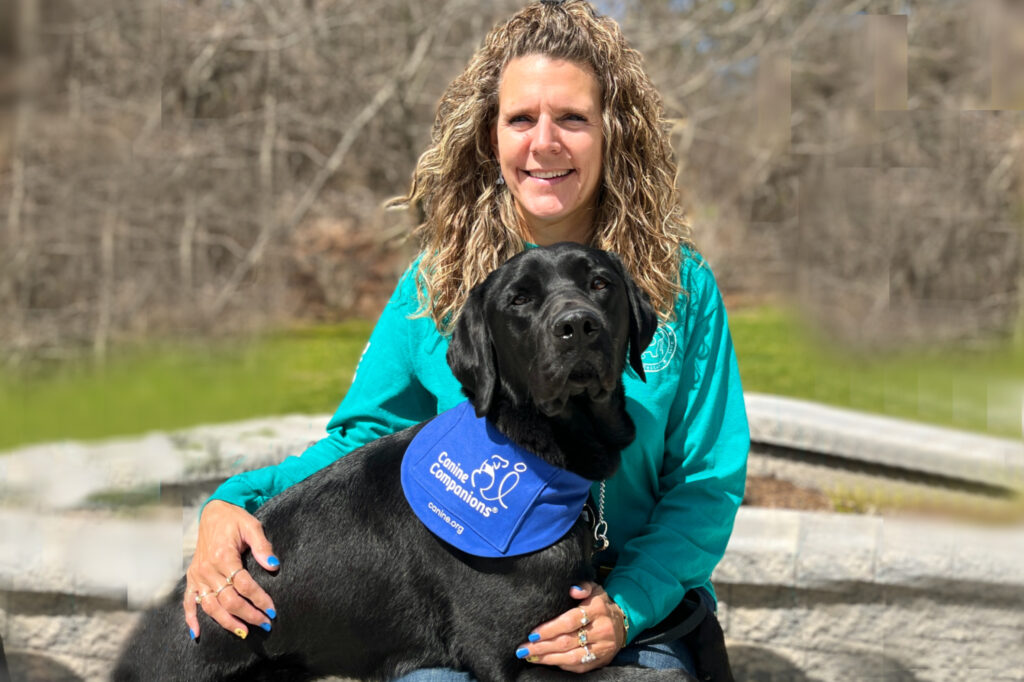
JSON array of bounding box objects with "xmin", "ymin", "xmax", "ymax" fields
[{"xmin": 114, "ymin": 243, "xmax": 695, "ymax": 682}]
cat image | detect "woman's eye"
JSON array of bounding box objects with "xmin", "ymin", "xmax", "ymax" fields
[
  {"xmin": 511, "ymin": 294, "xmax": 530, "ymax": 306},
  {"xmin": 591, "ymin": 277, "xmax": 608, "ymax": 291}
]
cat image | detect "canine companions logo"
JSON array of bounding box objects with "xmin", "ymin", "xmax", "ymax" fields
[
  {"xmin": 401, "ymin": 401, "xmax": 593, "ymax": 557},
  {"xmin": 471, "ymin": 455, "xmax": 527, "ymax": 509}
]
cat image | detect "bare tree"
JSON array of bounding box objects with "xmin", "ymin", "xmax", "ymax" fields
[
  {"xmin": 623, "ymin": 0, "xmax": 1022, "ymax": 346},
  {"xmin": 0, "ymin": 0, "xmax": 1020, "ymax": 363}
]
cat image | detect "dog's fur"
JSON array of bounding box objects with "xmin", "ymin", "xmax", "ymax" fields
[{"xmin": 114, "ymin": 243, "xmax": 696, "ymax": 682}]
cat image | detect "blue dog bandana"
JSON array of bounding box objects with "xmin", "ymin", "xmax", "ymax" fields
[{"xmin": 401, "ymin": 401, "xmax": 594, "ymax": 558}]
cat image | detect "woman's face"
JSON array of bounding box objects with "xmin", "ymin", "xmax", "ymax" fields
[{"xmin": 491, "ymin": 55, "xmax": 604, "ymax": 245}]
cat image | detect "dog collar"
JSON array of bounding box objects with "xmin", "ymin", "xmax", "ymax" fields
[{"xmin": 401, "ymin": 401, "xmax": 594, "ymax": 558}]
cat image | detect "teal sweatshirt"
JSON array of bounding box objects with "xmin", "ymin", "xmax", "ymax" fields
[{"xmin": 208, "ymin": 247, "xmax": 749, "ymax": 643}]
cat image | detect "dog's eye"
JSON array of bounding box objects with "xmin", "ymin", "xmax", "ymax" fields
[
  {"xmin": 510, "ymin": 294, "xmax": 531, "ymax": 306},
  {"xmin": 590, "ymin": 277, "xmax": 609, "ymax": 291}
]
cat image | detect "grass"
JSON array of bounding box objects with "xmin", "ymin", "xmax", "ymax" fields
[
  {"xmin": 0, "ymin": 320, "xmax": 373, "ymax": 451},
  {"xmin": 729, "ymin": 306, "xmax": 1024, "ymax": 440},
  {"xmin": 1, "ymin": 306, "xmax": 1020, "ymax": 451}
]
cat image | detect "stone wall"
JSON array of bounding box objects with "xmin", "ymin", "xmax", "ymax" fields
[{"xmin": 2, "ymin": 397, "xmax": 1022, "ymax": 681}]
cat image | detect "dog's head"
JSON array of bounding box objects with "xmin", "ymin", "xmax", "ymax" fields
[{"xmin": 447, "ymin": 243, "xmax": 658, "ymax": 420}]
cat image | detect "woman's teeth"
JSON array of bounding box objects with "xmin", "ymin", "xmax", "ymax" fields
[{"xmin": 526, "ymin": 170, "xmax": 572, "ymax": 179}]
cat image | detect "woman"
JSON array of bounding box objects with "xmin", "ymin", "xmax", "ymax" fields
[{"xmin": 184, "ymin": 0, "xmax": 749, "ymax": 677}]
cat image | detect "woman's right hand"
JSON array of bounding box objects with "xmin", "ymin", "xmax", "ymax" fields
[{"xmin": 183, "ymin": 500, "xmax": 279, "ymax": 641}]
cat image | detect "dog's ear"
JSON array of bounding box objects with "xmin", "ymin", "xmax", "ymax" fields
[
  {"xmin": 608, "ymin": 252, "xmax": 658, "ymax": 382},
  {"xmin": 447, "ymin": 283, "xmax": 498, "ymax": 417}
]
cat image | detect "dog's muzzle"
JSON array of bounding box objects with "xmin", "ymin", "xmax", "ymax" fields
[{"xmin": 533, "ymin": 305, "xmax": 619, "ymax": 417}]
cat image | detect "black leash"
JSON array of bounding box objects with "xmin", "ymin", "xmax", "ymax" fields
[
  {"xmin": 630, "ymin": 592, "xmax": 708, "ymax": 646},
  {"xmin": 0, "ymin": 631, "xmax": 11, "ymax": 682}
]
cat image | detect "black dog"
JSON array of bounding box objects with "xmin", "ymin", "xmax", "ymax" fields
[{"xmin": 114, "ymin": 243, "xmax": 694, "ymax": 682}]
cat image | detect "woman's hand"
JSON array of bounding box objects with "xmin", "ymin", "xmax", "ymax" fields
[
  {"xmin": 514, "ymin": 582, "xmax": 628, "ymax": 672},
  {"xmin": 183, "ymin": 500, "xmax": 280, "ymax": 641}
]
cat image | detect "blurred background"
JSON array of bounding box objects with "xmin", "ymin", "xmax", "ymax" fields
[{"xmin": 1, "ymin": 0, "xmax": 1022, "ymax": 449}]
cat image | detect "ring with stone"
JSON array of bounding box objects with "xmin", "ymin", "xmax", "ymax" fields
[
  {"xmin": 226, "ymin": 568, "xmax": 243, "ymax": 585},
  {"xmin": 577, "ymin": 628, "xmax": 588, "ymax": 647},
  {"xmin": 579, "ymin": 607, "xmax": 589, "ymax": 626},
  {"xmin": 580, "ymin": 645, "xmax": 596, "ymax": 664},
  {"xmin": 195, "ymin": 591, "xmax": 209, "ymax": 605}
]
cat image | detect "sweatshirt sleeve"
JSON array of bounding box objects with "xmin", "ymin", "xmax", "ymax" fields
[
  {"xmin": 205, "ymin": 262, "xmax": 437, "ymax": 514},
  {"xmin": 603, "ymin": 256, "xmax": 750, "ymax": 641}
]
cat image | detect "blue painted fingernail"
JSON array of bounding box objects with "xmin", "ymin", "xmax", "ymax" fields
[
  {"xmin": 267, "ymin": 556, "xmax": 280, "ymax": 568},
  {"xmin": 189, "ymin": 628, "xmax": 196, "ymax": 641},
  {"xmin": 260, "ymin": 622, "xmax": 272, "ymax": 632},
  {"xmin": 266, "ymin": 608, "xmax": 277, "ymax": 619},
  {"xmin": 516, "ymin": 647, "xmax": 530, "ymax": 659},
  {"xmin": 528, "ymin": 632, "xmax": 541, "ymax": 643},
  {"xmin": 572, "ymin": 585, "xmax": 582, "ymax": 591}
]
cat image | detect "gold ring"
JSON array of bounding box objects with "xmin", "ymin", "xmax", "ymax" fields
[
  {"xmin": 577, "ymin": 628, "xmax": 588, "ymax": 647},
  {"xmin": 579, "ymin": 607, "xmax": 590, "ymax": 626},
  {"xmin": 195, "ymin": 591, "xmax": 209, "ymax": 605},
  {"xmin": 226, "ymin": 568, "xmax": 243, "ymax": 585},
  {"xmin": 215, "ymin": 583, "xmax": 235, "ymax": 597}
]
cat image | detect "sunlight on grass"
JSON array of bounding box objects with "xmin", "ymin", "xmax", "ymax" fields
[
  {"xmin": 0, "ymin": 321, "xmax": 373, "ymax": 451},
  {"xmin": 2, "ymin": 307, "xmax": 1021, "ymax": 451},
  {"xmin": 729, "ymin": 306, "xmax": 1024, "ymax": 440}
]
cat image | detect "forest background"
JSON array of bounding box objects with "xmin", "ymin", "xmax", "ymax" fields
[{"xmin": 1, "ymin": 0, "xmax": 1022, "ymax": 448}]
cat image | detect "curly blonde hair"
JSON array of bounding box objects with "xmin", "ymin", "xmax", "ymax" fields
[{"xmin": 389, "ymin": 0, "xmax": 692, "ymax": 332}]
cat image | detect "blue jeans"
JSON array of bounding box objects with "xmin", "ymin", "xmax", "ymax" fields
[{"xmin": 392, "ymin": 588, "xmax": 711, "ymax": 680}]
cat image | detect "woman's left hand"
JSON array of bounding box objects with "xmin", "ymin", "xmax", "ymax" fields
[{"xmin": 515, "ymin": 582, "xmax": 628, "ymax": 673}]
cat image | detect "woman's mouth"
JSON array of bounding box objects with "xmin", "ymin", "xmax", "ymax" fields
[{"xmin": 524, "ymin": 169, "xmax": 574, "ymax": 180}]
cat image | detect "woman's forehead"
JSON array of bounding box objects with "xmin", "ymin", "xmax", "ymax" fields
[{"xmin": 497, "ymin": 55, "xmax": 601, "ymax": 107}]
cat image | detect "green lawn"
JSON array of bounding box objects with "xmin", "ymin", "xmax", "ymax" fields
[
  {"xmin": 730, "ymin": 306, "xmax": 1023, "ymax": 440},
  {"xmin": 0, "ymin": 321, "xmax": 373, "ymax": 451},
  {"xmin": 1, "ymin": 307, "xmax": 1020, "ymax": 451}
]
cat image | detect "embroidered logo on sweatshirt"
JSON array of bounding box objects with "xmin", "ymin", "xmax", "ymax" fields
[{"xmin": 642, "ymin": 324, "xmax": 677, "ymax": 373}]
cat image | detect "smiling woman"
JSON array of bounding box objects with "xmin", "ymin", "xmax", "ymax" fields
[
  {"xmin": 185, "ymin": 2, "xmax": 748, "ymax": 680},
  {"xmin": 491, "ymin": 55, "xmax": 604, "ymax": 246}
]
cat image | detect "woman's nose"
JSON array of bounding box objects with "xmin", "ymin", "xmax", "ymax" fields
[{"xmin": 532, "ymin": 116, "xmax": 561, "ymax": 154}]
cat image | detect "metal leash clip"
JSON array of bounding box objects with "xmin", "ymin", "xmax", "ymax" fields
[{"xmin": 593, "ymin": 481, "xmax": 610, "ymax": 552}]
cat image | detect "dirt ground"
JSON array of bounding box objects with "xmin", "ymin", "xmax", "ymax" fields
[{"xmin": 743, "ymin": 474, "xmax": 833, "ymax": 511}]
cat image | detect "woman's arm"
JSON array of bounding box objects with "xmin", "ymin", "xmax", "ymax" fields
[
  {"xmin": 206, "ymin": 261, "xmax": 435, "ymax": 513},
  {"xmin": 185, "ymin": 259, "xmax": 436, "ymax": 639},
  {"xmin": 603, "ymin": 255, "xmax": 750, "ymax": 642},
  {"xmin": 514, "ymin": 255, "xmax": 749, "ymax": 669}
]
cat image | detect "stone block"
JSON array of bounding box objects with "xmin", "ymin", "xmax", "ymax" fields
[
  {"xmin": 794, "ymin": 513, "xmax": 881, "ymax": 587},
  {"xmin": 0, "ymin": 434, "xmax": 183, "ymax": 509},
  {"xmin": 947, "ymin": 523, "xmax": 1024, "ymax": 585},
  {"xmin": 800, "ymin": 643, "xmax": 919, "ymax": 681},
  {"xmin": 715, "ymin": 508, "xmax": 799, "ymax": 585},
  {"xmin": 6, "ymin": 649, "xmax": 85, "ymax": 682},
  {"xmin": 744, "ymin": 393, "xmax": 1024, "ymax": 489},
  {"xmin": 724, "ymin": 598, "xmax": 806, "ymax": 645},
  {"xmin": 728, "ymin": 641, "xmax": 808, "ymax": 681},
  {"xmin": 0, "ymin": 511, "xmax": 183, "ymax": 607},
  {"xmin": 10, "ymin": 608, "xmax": 138, "ymax": 666},
  {"xmin": 876, "ymin": 517, "xmax": 956, "ymax": 586}
]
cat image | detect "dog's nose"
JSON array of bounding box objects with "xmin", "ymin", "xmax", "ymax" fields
[{"xmin": 552, "ymin": 310, "xmax": 602, "ymax": 345}]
